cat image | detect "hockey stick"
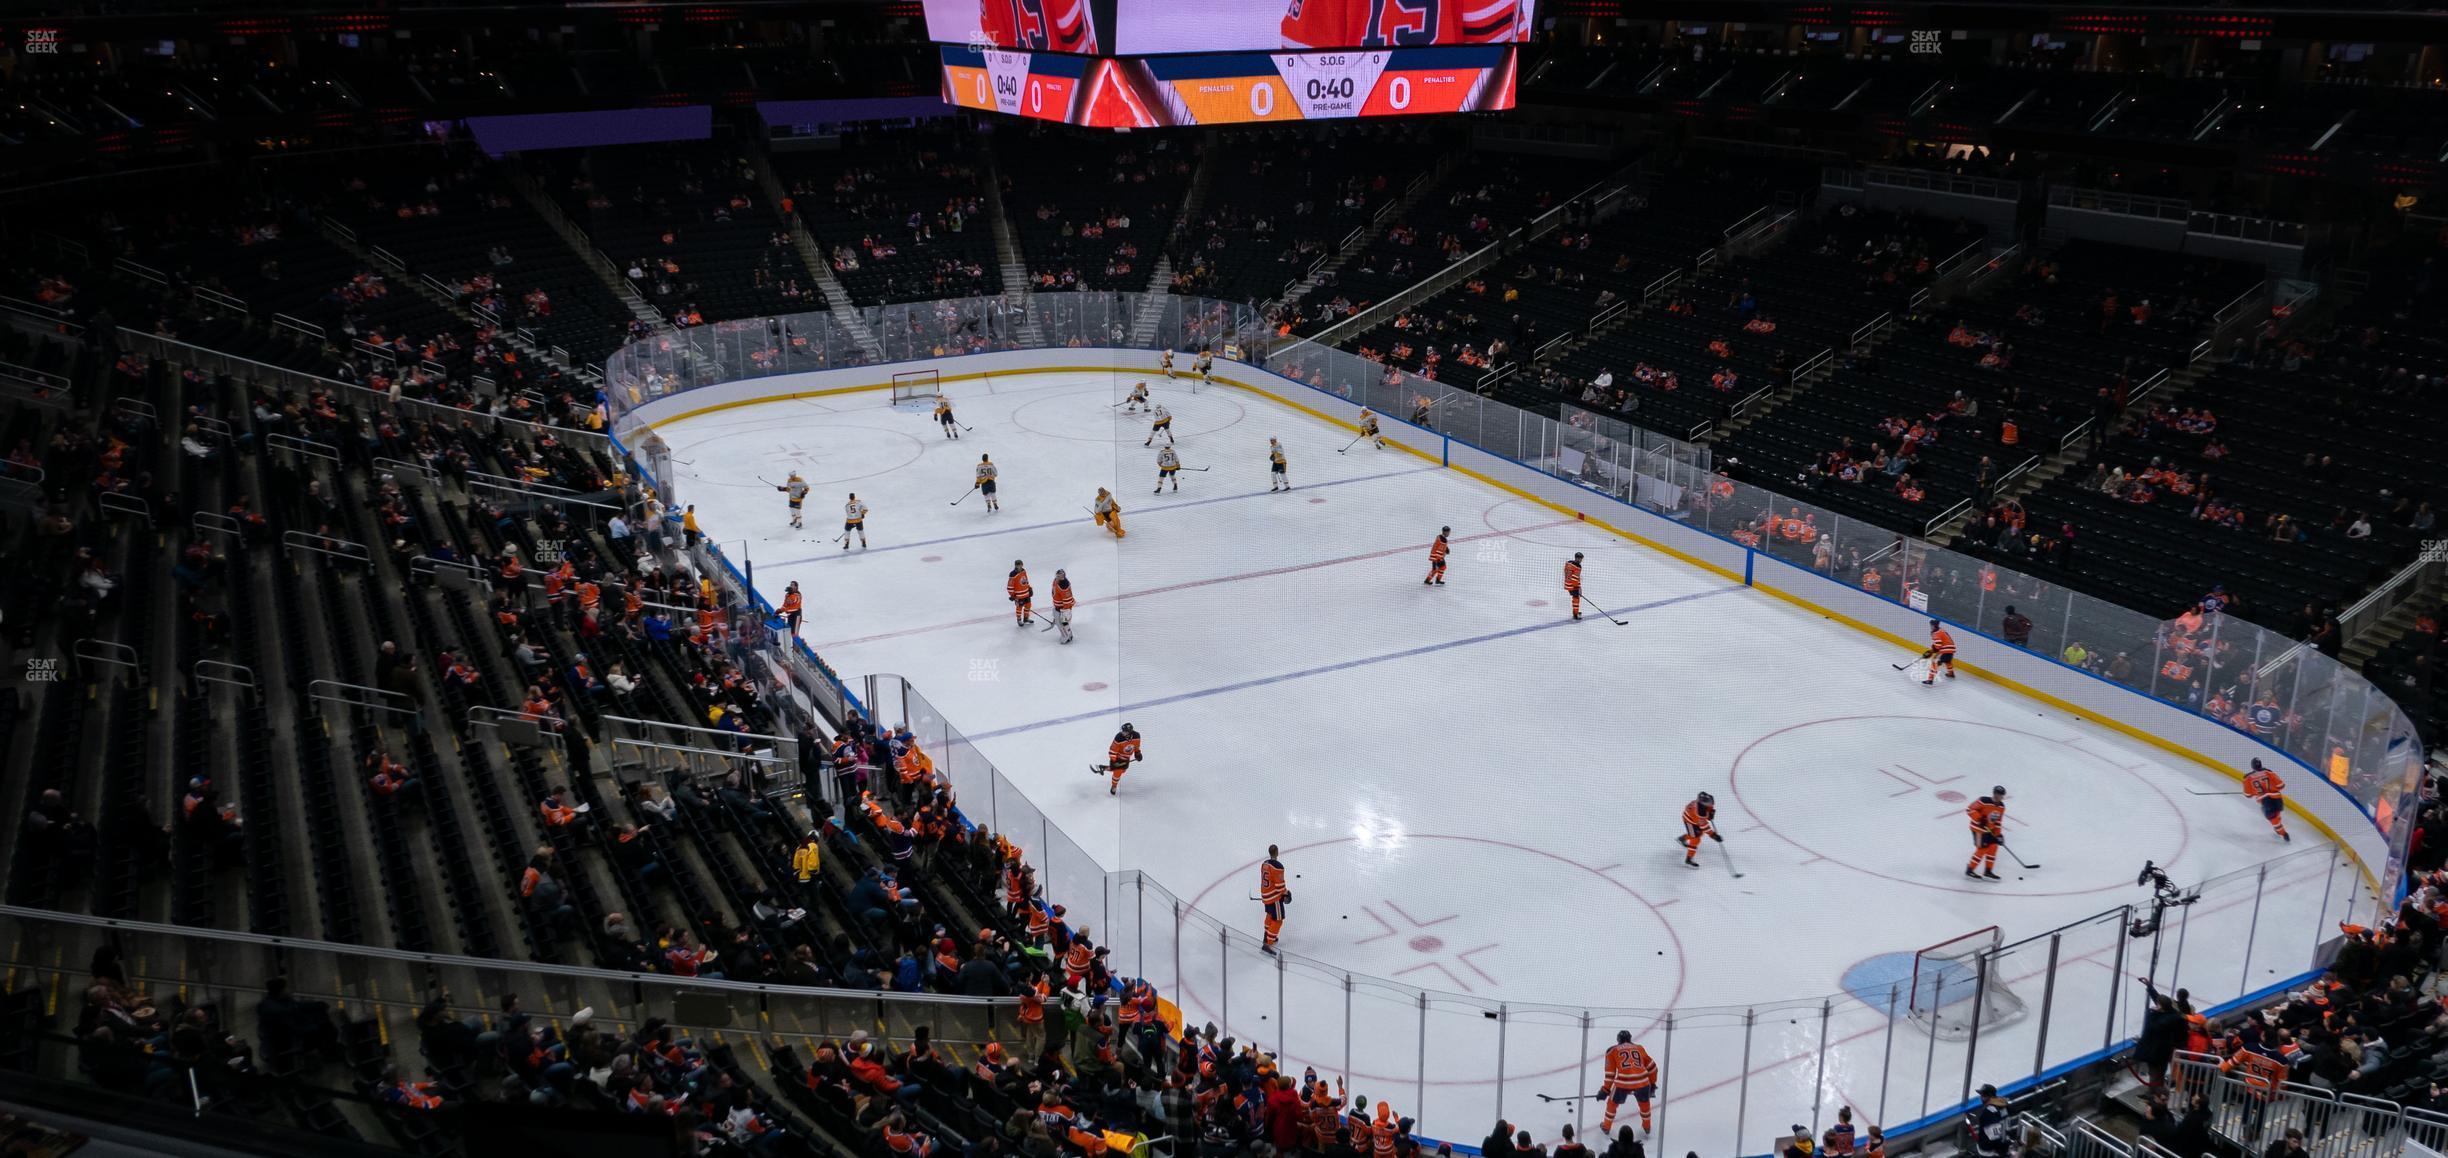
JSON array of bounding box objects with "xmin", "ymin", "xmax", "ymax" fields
[
  {"xmin": 2001, "ymin": 843, "xmax": 2041, "ymax": 870},
  {"xmin": 1335, "ymin": 432, "xmax": 1367, "ymax": 454},
  {"xmin": 1535, "ymin": 1093, "xmax": 1605, "ymax": 1103},
  {"xmin": 1719, "ymin": 839, "xmax": 1745, "ymax": 878},
  {"xmin": 1581, "ymin": 593, "xmax": 1631, "ymax": 627},
  {"xmin": 950, "ymin": 486, "xmax": 978, "ymax": 507},
  {"xmin": 1180, "ymin": 466, "xmax": 1211, "ymax": 471},
  {"xmin": 2185, "ymin": 788, "xmax": 2247, "ymax": 796}
]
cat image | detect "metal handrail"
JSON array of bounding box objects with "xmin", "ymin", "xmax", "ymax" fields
[
  {"xmin": 1921, "ymin": 498, "xmax": 1973, "ymax": 536},
  {"xmin": 2209, "ymin": 280, "xmax": 2268, "ymax": 330},
  {"xmin": 1791, "ymin": 347, "xmax": 1834, "ymax": 382},
  {"xmin": 1965, "ymin": 242, "xmax": 2024, "ymax": 294},
  {"xmin": 1720, "ymin": 204, "xmax": 1770, "ymax": 242},
  {"xmin": 193, "ymin": 286, "xmax": 247, "ymax": 313},
  {"xmin": 73, "ymin": 637, "xmax": 141, "ymax": 676},
  {"xmin": 1996, "ymin": 454, "xmax": 2041, "ymax": 489},
  {"xmin": 371, "ymin": 456, "xmax": 437, "ymax": 484},
  {"xmin": 409, "ymin": 554, "xmax": 492, "ymax": 588},
  {"xmin": 190, "ymin": 660, "xmax": 258, "ymax": 692},
  {"xmin": 270, "ymin": 312, "xmax": 325, "ymax": 341},
  {"xmin": 2335, "ymin": 550, "xmax": 2447, "ymax": 648},
  {"xmin": 1931, "ymin": 236, "xmax": 1987, "ymax": 278},
  {"xmin": 305, "ymin": 678, "xmax": 416, "ymax": 715},
  {"xmin": 2131, "ymin": 367, "xmax": 2173, "ymax": 405},
  {"xmin": 281, "ymin": 530, "xmax": 371, "ymax": 564},
  {"xmin": 0, "ymin": 295, "xmax": 83, "ymax": 336},
  {"xmin": 1642, "ymin": 269, "xmax": 1682, "ymax": 302},
  {"xmin": 1850, "ymin": 312, "xmax": 1892, "ymax": 349},
  {"xmin": 468, "ymin": 704, "xmax": 567, "ymax": 750},
  {"xmin": 264, "ymin": 432, "xmax": 339, "ymax": 463},
  {"xmin": 98, "ymin": 491, "xmax": 153, "ymax": 526},
  {"xmin": 189, "ymin": 510, "xmax": 242, "ymax": 539},
  {"xmin": 0, "ymin": 357, "xmax": 69, "ymax": 390},
  {"xmin": 1728, "ymin": 381, "xmax": 1779, "ymax": 419}
]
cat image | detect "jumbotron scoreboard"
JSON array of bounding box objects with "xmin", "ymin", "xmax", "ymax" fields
[
  {"xmin": 940, "ymin": 45, "xmax": 1517, "ymax": 127},
  {"xmin": 927, "ymin": 0, "xmax": 1533, "ymax": 126}
]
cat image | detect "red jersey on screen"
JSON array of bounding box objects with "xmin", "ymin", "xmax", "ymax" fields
[
  {"xmin": 978, "ymin": 0, "xmax": 1100, "ymax": 53},
  {"xmin": 1280, "ymin": 0, "xmax": 1525, "ymax": 49}
]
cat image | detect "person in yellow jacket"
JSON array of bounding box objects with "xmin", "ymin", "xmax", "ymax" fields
[
  {"xmin": 792, "ymin": 831, "xmax": 822, "ymax": 883},
  {"xmin": 1092, "ymin": 488, "xmax": 1125, "ymax": 538}
]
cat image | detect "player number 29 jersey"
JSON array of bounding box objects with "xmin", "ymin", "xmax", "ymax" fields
[{"xmin": 1281, "ymin": 0, "xmax": 1525, "ymax": 50}]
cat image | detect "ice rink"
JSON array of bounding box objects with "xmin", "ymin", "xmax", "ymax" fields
[{"xmin": 651, "ymin": 369, "xmax": 2374, "ymax": 1150}]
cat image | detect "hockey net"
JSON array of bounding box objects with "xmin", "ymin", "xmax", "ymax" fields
[
  {"xmin": 890, "ymin": 369, "xmax": 942, "ymax": 406},
  {"xmin": 1906, "ymin": 926, "xmax": 2027, "ymax": 1040}
]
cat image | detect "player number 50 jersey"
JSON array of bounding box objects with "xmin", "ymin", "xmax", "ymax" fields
[{"xmin": 1281, "ymin": 0, "xmax": 1526, "ymax": 50}]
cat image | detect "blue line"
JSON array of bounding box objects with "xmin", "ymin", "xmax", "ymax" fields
[
  {"xmin": 761, "ymin": 465, "xmax": 1440, "ymax": 568},
  {"xmin": 963, "ymin": 584, "xmax": 1745, "ymax": 742}
]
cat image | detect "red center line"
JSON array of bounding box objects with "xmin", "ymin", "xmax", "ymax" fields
[{"xmin": 810, "ymin": 517, "xmax": 1581, "ymax": 649}]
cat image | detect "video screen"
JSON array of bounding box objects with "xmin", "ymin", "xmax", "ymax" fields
[
  {"xmin": 923, "ymin": 0, "xmax": 1539, "ymax": 56},
  {"xmin": 940, "ymin": 45, "xmax": 1516, "ymax": 127}
]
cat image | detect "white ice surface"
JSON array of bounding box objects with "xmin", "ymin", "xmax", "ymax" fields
[{"xmin": 655, "ymin": 371, "xmax": 2373, "ymax": 1153}]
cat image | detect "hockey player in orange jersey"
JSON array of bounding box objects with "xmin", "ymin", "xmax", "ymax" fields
[
  {"xmin": 2242, "ymin": 758, "xmax": 2289, "ymax": 842},
  {"xmin": 1565, "ymin": 552, "xmax": 1585, "ymax": 619},
  {"xmin": 1093, "ymin": 723, "xmax": 1142, "ymax": 795},
  {"xmin": 1258, "ymin": 845, "xmax": 1292, "ymax": 953},
  {"xmin": 1007, "ymin": 560, "xmax": 1034, "ymax": 627},
  {"xmin": 1679, "ymin": 791, "xmax": 1720, "ymax": 867},
  {"xmin": 1921, "ymin": 619, "xmax": 1957, "ymax": 684},
  {"xmin": 1598, "ymin": 1030, "xmax": 1659, "ymax": 1134},
  {"xmin": 1965, "ymin": 786, "xmax": 2007, "ymax": 880},
  {"xmin": 1424, "ymin": 526, "xmax": 1450, "ymax": 585}
]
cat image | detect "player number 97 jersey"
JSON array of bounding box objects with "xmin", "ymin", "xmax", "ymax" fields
[{"xmin": 1281, "ymin": 0, "xmax": 1525, "ymax": 50}]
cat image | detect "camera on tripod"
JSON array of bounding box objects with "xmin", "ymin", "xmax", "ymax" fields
[{"xmin": 2128, "ymin": 860, "xmax": 2201, "ymax": 939}]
